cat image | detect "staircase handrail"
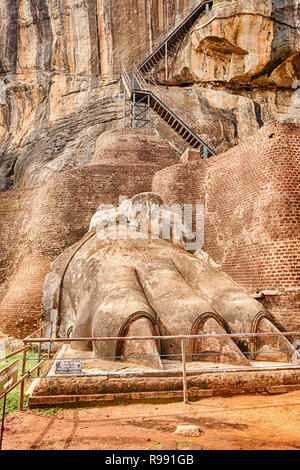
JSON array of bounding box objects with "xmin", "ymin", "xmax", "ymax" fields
[
  {"xmin": 133, "ymin": 64, "xmax": 148, "ymax": 90},
  {"xmin": 121, "ymin": 62, "xmax": 133, "ymax": 97},
  {"xmin": 145, "ymin": 89, "xmax": 215, "ymax": 156},
  {"xmin": 129, "ymin": 63, "xmax": 215, "ymax": 156},
  {"xmin": 136, "ymin": 0, "xmax": 212, "ymax": 73},
  {"xmin": 121, "ymin": 2, "xmax": 216, "ymax": 156},
  {"xmin": 141, "ymin": 71, "xmax": 214, "ymax": 152}
]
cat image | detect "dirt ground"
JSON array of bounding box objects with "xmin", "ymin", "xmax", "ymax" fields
[{"xmin": 2, "ymin": 391, "xmax": 300, "ymax": 450}]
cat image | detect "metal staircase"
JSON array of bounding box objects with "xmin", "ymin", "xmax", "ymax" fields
[
  {"xmin": 121, "ymin": 0, "xmax": 215, "ymax": 158},
  {"xmin": 138, "ymin": 1, "xmax": 213, "ymax": 76}
]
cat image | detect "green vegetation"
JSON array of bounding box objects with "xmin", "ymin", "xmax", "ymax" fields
[
  {"xmin": 37, "ymin": 407, "xmax": 63, "ymax": 416},
  {"xmin": 176, "ymin": 439, "xmax": 194, "ymax": 449},
  {"xmin": 117, "ymin": 399, "xmax": 126, "ymax": 406},
  {"xmin": 152, "ymin": 441, "xmax": 162, "ymax": 450},
  {"xmin": 0, "ymin": 349, "xmax": 40, "ymax": 417}
]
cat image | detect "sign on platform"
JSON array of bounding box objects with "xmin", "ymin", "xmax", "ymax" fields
[
  {"xmin": 55, "ymin": 360, "xmax": 82, "ymax": 375},
  {"xmin": 0, "ymin": 359, "xmax": 19, "ymax": 397}
]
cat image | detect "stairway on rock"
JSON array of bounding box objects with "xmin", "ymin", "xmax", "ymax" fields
[{"xmin": 121, "ymin": 1, "xmax": 215, "ymax": 157}]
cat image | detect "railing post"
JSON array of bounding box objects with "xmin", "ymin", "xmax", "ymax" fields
[
  {"xmin": 124, "ymin": 91, "xmax": 127, "ymax": 128},
  {"xmin": 147, "ymin": 94, "xmax": 151, "ymax": 128},
  {"xmin": 48, "ymin": 322, "xmax": 53, "ymax": 360},
  {"xmin": 203, "ymin": 146, "xmax": 208, "ymax": 159},
  {"xmin": 19, "ymin": 348, "xmax": 27, "ymax": 411},
  {"xmin": 0, "ymin": 393, "xmax": 7, "ymax": 450},
  {"xmin": 132, "ymin": 92, "xmax": 136, "ymax": 129},
  {"xmin": 181, "ymin": 339, "xmax": 188, "ymax": 404},
  {"xmin": 165, "ymin": 41, "xmax": 168, "ymax": 89},
  {"xmin": 37, "ymin": 343, "xmax": 42, "ymax": 378},
  {"xmin": 165, "ymin": 1, "xmax": 169, "ymax": 89},
  {"xmin": 206, "ymin": 2, "xmax": 211, "ymax": 14}
]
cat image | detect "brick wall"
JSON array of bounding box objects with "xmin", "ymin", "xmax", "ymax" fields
[
  {"xmin": 0, "ymin": 130, "xmax": 179, "ymax": 337},
  {"xmin": 152, "ymin": 121, "xmax": 300, "ymax": 330},
  {"xmin": 91, "ymin": 128, "xmax": 179, "ymax": 167},
  {"xmin": 1, "ymin": 123, "xmax": 299, "ymax": 336}
]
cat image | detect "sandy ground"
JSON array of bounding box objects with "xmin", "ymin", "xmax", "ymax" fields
[{"xmin": 2, "ymin": 391, "xmax": 300, "ymax": 450}]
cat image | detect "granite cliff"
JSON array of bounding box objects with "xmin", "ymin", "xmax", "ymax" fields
[{"xmin": 0, "ymin": 0, "xmax": 299, "ymax": 190}]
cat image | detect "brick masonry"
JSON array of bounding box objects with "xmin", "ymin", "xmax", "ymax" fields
[
  {"xmin": 0, "ymin": 130, "xmax": 179, "ymax": 337},
  {"xmin": 0, "ymin": 123, "xmax": 299, "ymax": 336},
  {"xmin": 152, "ymin": 121, "xmax": 300, "ymax": 331}
]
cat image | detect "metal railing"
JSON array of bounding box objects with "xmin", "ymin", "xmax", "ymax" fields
[
  {"xmin": 0, "ymin": 321, "xmax": 53, "ymax": 449},
  {"xmin": 135, "ymin": 0, "xmax": 213, "ymax": 73},
  {"xmin": 121, "ymin": 63, "xmax": 215, "ymax": 156},
  {"xmin": 23, "ymin": 327, "xmax": 300, "ymax": 395},
  {"xmin": 120, "ymin": 1, "xmax": 215, "ymax": 156},
  {"xmin": 0, "ymin": 321, "xmax": 300, "ymax": 450},
  {"xmin": 1, "ymin": 321, "xmax": 299, "ymax": 448},
  {"xmin": 134, "ymin": 65, "xmax": 215, "ymax": 156},
  {"xmin": 121, "ymin": 62, "xmax": 133, "ymax": 97}
]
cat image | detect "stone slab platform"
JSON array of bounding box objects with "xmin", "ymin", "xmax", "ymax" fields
[{"xmin": 27, "ymin": 345, "xmax": 300, "ymax": 407}]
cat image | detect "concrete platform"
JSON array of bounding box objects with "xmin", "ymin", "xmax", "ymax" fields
[{"xmin": 27, "ymin": 345, "xmax": 300, "ymax": 407}]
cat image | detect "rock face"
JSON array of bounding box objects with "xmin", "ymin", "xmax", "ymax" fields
[
  {"xmin": 168, "ymin": 0, "xmax": 300, "ymax": 89},
  {"xmin": 150, "ymin": 85, "xmax": 265, "ymax": 154},
  {"xmin": 174, "ymin": 425, "xmax": 205, "ymax": 437},
  {"xmin": 0, "ymin": 0, "xmax": 108, "ymax": 190},
  {"xmin": 1, "ymin": 0, "xmax": 299, "ymax": 190},
  {"xmin": 0, "ymin": 0, "xmax": 197, "ymax": 190},
  {"xmin": 155, "ymin": 0, "xmax": 300, "ymax": 148}
]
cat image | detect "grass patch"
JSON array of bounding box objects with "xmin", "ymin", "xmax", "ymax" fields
[
  {"xmin": 0, "ymin": 348, "xmax": 44, "ymax": 417},
  {"xmin": 176, "ymin": 439, "xmax": 194, "ymax": 450},
  {"xmin": 117, "ymin": 399, "xmax": 126, "ymax": 406},
  {"xmin": 176, "ymin": 439, "xmax": 193, "ymax": 446},
  {"xmin": 36, "ymin": 407, "xmax": 63, "ymax": 416},
  {"xmin": 152, "ymin": 441, "xmax": 162, "ymax": 450}
]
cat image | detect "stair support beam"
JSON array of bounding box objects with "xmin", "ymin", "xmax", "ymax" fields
[{"xmin": 122, "ymin": 2, "xmax": 216, "ymax": 157}]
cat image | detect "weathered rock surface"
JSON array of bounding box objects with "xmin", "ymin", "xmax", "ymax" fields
[
  {"xmin": 173, "ymin": 425, "xmax": 205, "ymax": 437},
  {"xmin": 0, "ymin": 0, "xmax": 111, "ymax": 190},
  {"xmin": 168, "ymin": 0, "xmax": 300, "ymax": 89},
  {"xmin": 155, "ymin": 0, "xmax": 300, "ymax": 146},
  {"xmin": 0, "ymin": 0, "xmax": 199, "ymax": 190},
  {"xmin": 1, "ymin": 0, "xmax": 299, "ymax": 189},
  {"xmin": 150, "ymin": 84, "xmax": 265, "ymax": 154}
]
